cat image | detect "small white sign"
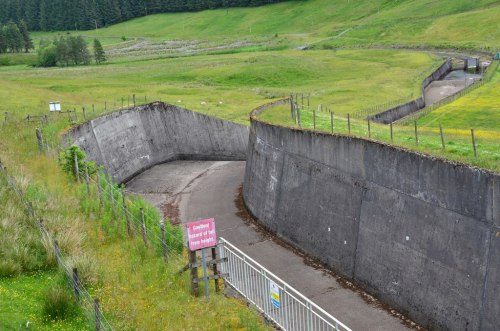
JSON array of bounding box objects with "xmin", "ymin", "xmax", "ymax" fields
[
  {"xmin": 270, "ymin": 281, "xmax": 281, "ymax": 309},
  {"xmin": 49, "ymin": 102, "xmax": 61, "ymax": 112}
]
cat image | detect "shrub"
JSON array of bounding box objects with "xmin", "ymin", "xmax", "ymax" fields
[
  {"xmin": 42, "ymin": 284, "xmax": 79, "ymax": 320},
  {"xmin": 60, "ymin": 145, "xmax": 97, "ymax": 181}
]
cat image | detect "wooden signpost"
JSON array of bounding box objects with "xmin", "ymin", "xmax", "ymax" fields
[{"xmin": 182, "ymin": 218, "xmax": 227, "ymax": 300}]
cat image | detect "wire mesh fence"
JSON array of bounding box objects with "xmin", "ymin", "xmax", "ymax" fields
[{"xmin": 0, "ymin": 160, "xmax": 114, "ymax": 331}]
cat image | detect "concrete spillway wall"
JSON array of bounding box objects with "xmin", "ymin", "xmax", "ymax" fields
[
  {"xmin": 370, "ymin": 59, "xmax": 452, "ymax": 124},
  {"xmin": 244, "ymin": 100, "xmax": 500, "ymax": 330},
  {"xmin": 66, "ymin": 102, "xmax": 249, "ymax": 183}
]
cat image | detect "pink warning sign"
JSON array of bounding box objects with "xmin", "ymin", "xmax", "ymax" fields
[{"xmin": 187, "ymin": 218, "xmax": 217, "ymax": 251}]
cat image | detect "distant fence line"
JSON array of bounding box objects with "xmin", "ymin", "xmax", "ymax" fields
[
  {"xmin": 286, "ymin": 97, "xmax": 497, "ymax": 167},
  {"xmin": 395, "ymin": 60, "xmax": 499, "ymax": 125}
]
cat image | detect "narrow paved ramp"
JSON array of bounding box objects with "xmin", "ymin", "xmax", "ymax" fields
[{"xmin": 127, "ymin": 160, "xmax": 416, "ymax": 331}]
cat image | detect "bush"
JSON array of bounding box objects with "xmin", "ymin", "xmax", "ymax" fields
[
  {"xmin": 37, "ymin": 44, "xmax": 57, "ymax": 67},
  {"xmin": 60, "ymin": 145, "xmax": 97, "ymax": 181},
  {"xmin": 42, "ymin": 284, "xmax": 79, "ymax": 320}
]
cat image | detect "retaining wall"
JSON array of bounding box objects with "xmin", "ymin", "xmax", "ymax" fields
[
  {"xmin": 370, "ymin": 59, "xmax": 452, "ymax": 123},
  {"xmin": 244, "ymin": 100, "xmax": 500, "ymax": 330},
  {"xmin": 66, "ymin": 102, "xmax": 249, "ymax": 183}
]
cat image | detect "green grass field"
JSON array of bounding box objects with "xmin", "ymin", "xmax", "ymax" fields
[{"xmin": 1, "ymin": 0, "xmax": 499, "ymax": 330}]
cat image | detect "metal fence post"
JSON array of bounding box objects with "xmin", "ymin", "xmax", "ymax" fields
[
  {"xmin": 390, "ymin": 122, "xmax": 393, "ymax": 142},
  {"xmin": 367, "ymin": 119, "xmax": 371, "ymax": 138}
]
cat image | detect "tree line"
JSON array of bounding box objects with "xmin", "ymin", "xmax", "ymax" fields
[
  {"xmin": 0, "ymin": 0, "xmax": 285, "ymax": 32},
  {"xmin": 38, "ymin": 36, "xmax": 106, "ymax": 67},
  {"xmin": 0, "ymin": 21, "xmax": 33, "ymax": 53}
]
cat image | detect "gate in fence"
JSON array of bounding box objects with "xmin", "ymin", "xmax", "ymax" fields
[{"xmin": 218, "ymin": 238, "xmax": 351, "ymax": 331}]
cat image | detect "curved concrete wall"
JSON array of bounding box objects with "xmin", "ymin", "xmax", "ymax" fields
[
  {"xmin": 66, "ymin": 102, "xmax": 249, "ymax": 183},
  {"xmin": 370, "ymin": 59, "xmax": 452, "ymax": 124},
  {"xmin": 244, "ymin": 100, "xmax": 500, "ymax": 330}
]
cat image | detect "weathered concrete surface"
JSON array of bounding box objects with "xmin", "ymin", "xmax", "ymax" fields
[
  {"xmin": 370, "ymin": 60, "xmax": 452, "ymax": 123},
  {"xmin": 65, "ymin": 102, "xmax": 249, "ymax": 183},
  {"xmin": 424, "ymin": 80, "xmax": 466, "ymax": 105},
  {"xmin": 244, "ymin": 100, "xmax": 500, "ymax": 330},
  {"xmin": 127, "ymin": 160, "xmax": 414, "ymax": 330}
]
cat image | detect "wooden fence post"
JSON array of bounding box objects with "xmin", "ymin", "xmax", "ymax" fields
[
  {"xmin": 84, "ymin": 162, "xmax": 90, "ymax": 196},
  {"xmin": 140, "ymin": 208, "xmax": 148, "ymax": 246},
  {"xmin": 74, "ymin": 153, "xmax": 80, "ymax": 182},
  {"xmin": 313, "ymin": 110, "xmax": 316, "ymax": 130},
  {"xmin": 348, "ymin": 114, "xmax": 351, "ymax": 135},
  {"xmin": 92, "ymin": 104, "xmax": 95, "ymax": 113},
  {"xmin": 94, "ymin": 298, "xmax": 102, "ymax": 331},
  {"xmin": 123, "ymin": 193, "xmax": 131, "ymax": 236},
  {"xmin": 439, "ymin": 124, "xmax": 445, "ymax": 150},
  {"xmin": 390, "ymin": 122, "xmax": 393, "ymax": 142},
  {"xmin": 330, "ymin": 112, "xmax": 334, "ymax": 133},
  {"xmin": 35, "ymin": 128, "xmax": 43, "ymax": 152},
  {"xmin": 54, "ymin": 240, "xmax": 61, "ymax": 266},
  {"xmin": 297, "ymin": 105, "xmax": 301, "ymax": 128},
  {"xmin": 82, "ymin": 106, "xmax": 86, "ymax": 120},
  {"xmin": 189, "ymin": 250, "xmax": 199, "ymax": 297},
  {"xmin": 211, "ymin": 247, "xmax": 220, "ymax": 293},
  {"xmin": 104, "ymin": 101, "xmax": 107, "ymax": 112},
  {"xmin": 471, "ymin": 129, "xmax": 477, "ymax": 159},
  {"xmin": 72, "ymin": 268, "xmax": 80, "ymax": 302},
  {"xmin": 160, "ymin": 219, "xmax": 168, "ymax": 262},
  {"xmin": 27, "ymin": 201, "xmax": 35, "ymax": 218},
  {"xmin": 133, "ymin": 94, "xmax": 136, "ymax": 108},
  {"xmin": 414, "ymin": 121, "xmax": 419, "ymax": 145},
  {"xmin": 96, "ymin": 172, "xmax": 103, "ymax": 210},
  {"xmin": 368, "ymin": 119, "xmax": 371, "ymax": 138},
  {"xmin": 109, "ymin": 176, "xmax": 115, "ymax": 219}
]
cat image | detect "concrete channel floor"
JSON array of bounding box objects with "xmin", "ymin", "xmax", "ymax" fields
[{"xmin": 126, "ymin": 160, "xmax": 416, "ymax": 331}]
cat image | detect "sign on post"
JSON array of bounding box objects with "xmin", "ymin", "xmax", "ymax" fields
[
  {"xmin": 49, "ymin": 102, "xmax": 61, "ymax": 112},
  {"xmin": 187, "ymin": 218, "xmax": 217, "ymax": 301},
  {"xmin": 270, "ymin": 281, "xmax": 281, "ymax": 309},
  {"xmin": 187, "ymin": 218, "xmax": 217, "ymax": 251}
]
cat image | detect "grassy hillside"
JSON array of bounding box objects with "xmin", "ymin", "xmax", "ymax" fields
[
  {"xmin": 31, "ymin": 0, "xmax": 500, "ymax": 51},
  {"xmin": 0, "ymin": 49, "xmax": 439, "ymax": 123}
]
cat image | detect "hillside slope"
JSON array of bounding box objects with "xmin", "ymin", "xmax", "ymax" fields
[{"xmin": 32, "ymin": 0, "xmax": 500, "ymax": 50}]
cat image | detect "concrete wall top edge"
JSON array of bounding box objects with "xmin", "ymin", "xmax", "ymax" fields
[{"xmin": 250, "ymin": 99, "xmax": 498, "ymax": 177}]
